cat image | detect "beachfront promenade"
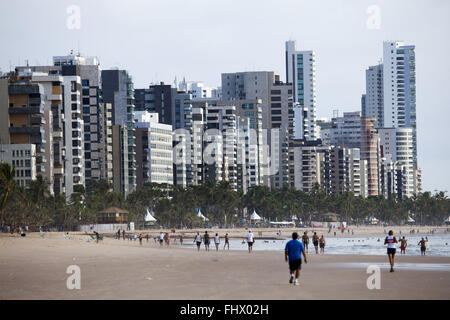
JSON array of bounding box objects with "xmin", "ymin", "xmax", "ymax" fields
[{"xmin": 1, "ymin": 228, "xmax": 449, "ymax": 300}]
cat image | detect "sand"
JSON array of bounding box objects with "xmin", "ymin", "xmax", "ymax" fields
[{"xmin": 1, "ymin": 230, "xmax": 449, "ymax": 300}]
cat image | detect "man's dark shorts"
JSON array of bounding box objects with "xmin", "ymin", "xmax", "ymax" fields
[
  {"xmin": 248, "ymin": 242, "xmax": 253, "ymax": 247},
  {"xmin": 289, "ymin": 259, "xmax": 302, "ymax": 271},
  {"xmin": 387, "ymin": 248, "xmax": 396, "ymax": 255},
  {"xmin": 313, "ymin": 240, "xmax": 319, "ymax": 247}
]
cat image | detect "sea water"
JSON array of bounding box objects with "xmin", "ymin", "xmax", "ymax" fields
[{"xmin": 185, "ymin": 234, "xmax": 450, "ymax": 257}]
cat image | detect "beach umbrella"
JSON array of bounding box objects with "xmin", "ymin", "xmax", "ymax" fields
[
  {"xmin": 144, "ymin": 208, "xmax": 157, "ymax": 222},
  {"xmin": 250, "ymin": 210, "xmax": 262, "ymax": 220}
]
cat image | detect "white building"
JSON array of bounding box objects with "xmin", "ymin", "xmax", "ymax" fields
[
  {"xmin": 378, "ymin": 127, "xmax": 415, "ymax": 198},
  {"xmin": 383, "ymin": 41, "xmax": 417, "ymax": 163},
  {"xmin": 178, "ymin": 80, "xmax": 219, "ymax": 100},
  {"xmin": 285, "ymin": 40, "xmax": 317, "ymax": 141},
  {"xmin": 330, "ymin": 111, "xmax": 361, "ymax": 149},
  {"xmin": 134, "ymin": 111, "xmax": 173, "ymax": 186}
]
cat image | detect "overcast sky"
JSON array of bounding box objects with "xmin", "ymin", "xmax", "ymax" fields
[{"xmin": 1, "ymin": 0, "xmax": 449, "ymax": 193}]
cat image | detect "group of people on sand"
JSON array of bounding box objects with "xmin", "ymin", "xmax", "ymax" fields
[
  {"xmin": 194, "ymin": 231, "xmax": 232, "ymax": 252},
  {"xmin": 301, "ymin": 231, "xmax": 326, "ymax": 254}
]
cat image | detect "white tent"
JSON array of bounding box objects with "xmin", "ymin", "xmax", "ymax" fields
[
  {"xmin": 407, "ymin": 216, "xmax": 415, "ymax": 223},
  {"xmin": 250, "ymin": 210, "xmax": 262, "ymax": 220},
  {"xmin": 291, "ymin": 215, "xmax": 298, "ymax": 220},
  {"xmin": 197, "ymin": 209, "xmax": 209, "ymax": 222},
  {"xmin": 144, "ymin": 208, "xmax": 157, "ymax": 222}
]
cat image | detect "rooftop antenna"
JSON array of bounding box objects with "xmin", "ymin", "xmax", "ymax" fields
[{"xmin": 26, "ymin": 59, "xmax": 29, "ymax": 67}]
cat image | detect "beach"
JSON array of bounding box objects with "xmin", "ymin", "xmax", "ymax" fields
[{"xmin": 1, "ymin": 229, "xmax": 449, "ymax": 300}]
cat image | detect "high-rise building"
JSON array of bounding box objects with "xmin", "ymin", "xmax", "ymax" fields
[
  {"xmin": 378, "ymin": 127, "xmax": 416, "ymax": 198},
  {"xmin": 383, "ymin": 41, "xmax": 417, "ymax": 163},
  {"xmin": 0, "ymin": 81, "xmax": 47, "ymax": 187},
  {"xmin": 363, "ymin": 64, "xmax": 384, "ymax": 127},
  {"xmin": 285, "ymin": 40, "xmax": 317, "ymax": 141},
  {"xmin": 54, "ymin": 55, "xmax": 107, "ymax": 187},
  {"xmin": 330, "ymin": 111, "xmax": 362, "ymax": 149},
  {"xmin": 268, "ymin": 80, "xmax": 294, "ymax": 188},
  {"xmin": 102, "ymin": 70, "xmax": 136, "ymax": 194},
  {"xmin": 329, "ymin": 147, "xmax": 368, "ymax": 198},
  {"xmin": 360, "ymin": 117, "xmax": 379, "ymax": 197},
  {"xmin": 221, "ymin": 71, "xmax": 274, "ymax": 130},
  {"xmin": 134, "ymin": 111, "xmax": 173, "ymax": 187}
]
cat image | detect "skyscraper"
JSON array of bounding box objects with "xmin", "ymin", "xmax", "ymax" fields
[
  {"xmin": 102, "ymin": 69, "xmax": 136, "ymax": 194},
  {"xmin": 285, "ymin": 40, "xmax": 317, "ymax": 141},
  {"xmin": 383, "ymin": 41, "xmax": 417, "ymax": 163},
  {"xmin": 364, "ymin": 64, "xmax": 384, "ymax": 128}
]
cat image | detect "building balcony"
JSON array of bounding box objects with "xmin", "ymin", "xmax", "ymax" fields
[
  {"xmin": 54, "ymin": 166, "xmax": 64, "ymax": 176},
  {"xmin": 10, "ymin": 126, "xmax": 44, "ymax": 136},
  {"xmin": 9, "ymin": 106, "xmax": 44, "ymax": 115},
  {"xmin": 53, "ymin": 130, "xmax": 63, "ymax": 139},
  {"xmin": 30, "ymin": 116, "xmax": 45, "ymax": 126}
]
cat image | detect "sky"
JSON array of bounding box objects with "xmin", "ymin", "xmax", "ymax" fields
[{"xmin": 1, "ymin": 0, "xmax": 449, "ymax": 193}]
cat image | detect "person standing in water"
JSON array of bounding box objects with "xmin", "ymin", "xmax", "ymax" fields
[
  {"xmin": 284, "ymin": 232, "xmax": 308, "ymax": 286},
  {"xmin": 214, "ymin": 233, "xmax": 220, "ymax": 251},
  {"xmin": 223, "ymin": 233, "xmax": 230, "ymax": 250},
  {"xmin": 302, "ymin": 232, "xmax": 309, "ymax": 252},
  {"xmin": 247, "ymin": 230, "xmax": 255, "ymax": 253},
  {"xmin": 418, "ymin": 237, "xmax": 427, "ymax": 256},
  {"xmin": 400, "ymin": 237, "xmax": 407, "ymax": 255},
  {"xmin": 319, "ymin": 235, "xmax": 326, "ymax": 254},
  {"xmin": 312, "ymin": 232, "xmax": 319, "ymax": 254},
  {"xmin": 384, "ymin": 230, "xmax": 398, "ymax": 272},
  {"xmin": 194, "ymin": 232, "xmax": 202, "ymax": 251}
]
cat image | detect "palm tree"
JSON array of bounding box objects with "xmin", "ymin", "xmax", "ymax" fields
[{"xmin": 0, "ymin": 163, "xmax": 16, "ymax": 226}]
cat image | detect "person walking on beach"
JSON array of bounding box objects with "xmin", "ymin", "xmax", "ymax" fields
[
  {"xmin": 179, "ymin": 234, "xmax": 183, "ymax": 246},
  {"xmin": 158, "ymin": 232, "xmax": 164, "ymax": 247},
  {"xmin": 312, "ymin": 232, "xmax": 319, "ymax": 254},
  {"xmin": 122, "ymin": 229, "xmax": 125, "ymax": 240},
  {"xmin": 194, "ymin": 232, "xmax": 202, "ymax": 251},
  {"xmin": 302, "ymin": 232, "xmax": 309, "ymax": 252},
  {"xmin": 139, "ymin": 234, "xmax": 143, "ymax": 246},
  {"xmin": 384, "ymin": 230, "xmax": 398, "ymax": 272},
  {"xmin": 214, "ymin": 233, "xmax": 220, "ymax": 251},
  {"xmin": 247, "ymin": 230, "xmax": 255, "ymax": 253},
  {"xmin": 400, "ymin": 237, "xmax": 407, "ymax": 255},
  {"xmin": 224, "ymin": 233, "xmax": 230, "ymax": 250},
  {"xmin": 204, "ymin": 231, "xmax": 210, "ymax": 251},
  {"xmin": 165, "ymin": 233, "xmax": 170, "ymax": 247},
  {"xmin": 319, "ymin": 235, "xmax": 326, "ymax": 254},
  {"xmin": 418, "ymin": 237, "xmax": 427, "ymax": 256},
  {"xmin": 117, "ymin": 229, "xmax": 121, "ymax": 240},
  {"xmin": 285, "ymin": 232, "xmax": 307, "ymax": 286}
]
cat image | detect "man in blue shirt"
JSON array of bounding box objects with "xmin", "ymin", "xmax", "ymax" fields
[{"xmin": 285, "ymin": 232, "xmax": 308, "ymax": 285}]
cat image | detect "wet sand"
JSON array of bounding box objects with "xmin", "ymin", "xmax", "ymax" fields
[{"xmin": 0, "ymin": 232, "xmax": 449, "ymax": 300}]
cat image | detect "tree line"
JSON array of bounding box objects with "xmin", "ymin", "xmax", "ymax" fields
[{"xmin": 1, "ymin": 162, "xmax": 449, "ymax": 231}]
